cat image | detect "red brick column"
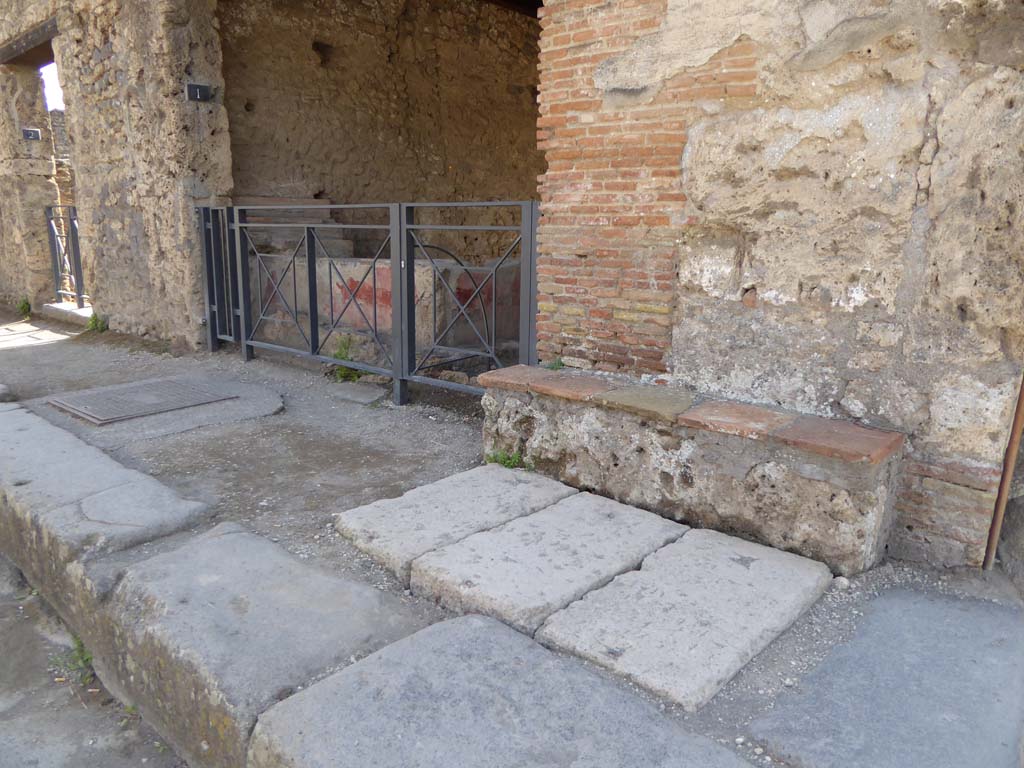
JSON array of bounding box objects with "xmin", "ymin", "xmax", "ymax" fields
[{"xmin": 535, "ymin": 0, "xmax": 758, "ymax": 374}]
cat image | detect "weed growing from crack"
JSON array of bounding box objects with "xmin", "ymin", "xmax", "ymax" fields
[
  {"xmin": 15, "ymin": 297, "xmax": 30, "ymax": 317},
  {"xmin": 331, "ymin": 336, "xmax": 363, "ymax": 383},
  {"xmin": 50, "ymin": 635, "xmax": 95, "ymax": 685},
  {"xmin": 486, "ymin": 450, "xmax": 529, "ymax": 470}
]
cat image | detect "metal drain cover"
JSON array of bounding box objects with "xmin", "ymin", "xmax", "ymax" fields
[{"xmin": 48, "ymin": 378, "xmax": 237, "ymax": 425}]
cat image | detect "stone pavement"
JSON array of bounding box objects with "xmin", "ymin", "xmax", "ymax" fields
[
  {"xmin": 247, "ymin": 616, "xmax": 749, "ymax": 768},
  {"xmin": 750, "ymin": 589, "xmax": 1024, "ymax": 768},
  {"xmin": 410, "ymin": 491, "xmax": 685, "ymax": 633},
  {"xmin": 338, "ymin": 467, "xmax": 833, "ymax": 709},
  {"xmin": 538, "ymin": 529, "xmax": 832, "ymax": 710}
]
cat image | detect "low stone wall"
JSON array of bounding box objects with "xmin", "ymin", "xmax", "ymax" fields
[{"xmin": 480, "ymin": 366, "xmax": 906, "ymax": 576}]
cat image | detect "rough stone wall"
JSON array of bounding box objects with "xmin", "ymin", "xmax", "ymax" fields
[
  {"xmin": 0, "ymin": 0, "xmax": 233, "ymax": 344},
  {"xmin": 217, "ymin": 0, "xmax": 543, "ymax": 205},
  {"xmin": 537, "ymin": 0, "xmax": 1024, "ymax": 565},
  {"xmin": 0, "ymin": 63, "xmax": 60, "ymax": 309}
]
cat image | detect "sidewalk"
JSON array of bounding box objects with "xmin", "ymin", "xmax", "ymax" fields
[{"xmin": 1, "ymin": 310, "xmax": 1022, "ymax": 768}]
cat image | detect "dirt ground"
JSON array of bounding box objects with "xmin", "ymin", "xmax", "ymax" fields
[{"xmin": 0, "ymin": 310, "xmax": 485, "ymax": 593}]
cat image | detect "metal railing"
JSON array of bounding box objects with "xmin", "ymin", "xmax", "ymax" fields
[
  {"xmin": 45, "ymin": 205, "xmax": 87, "ymax": 308},
  {"xmin": 198, "ymin": 201, "xmax": 538, "ymax": 403}
]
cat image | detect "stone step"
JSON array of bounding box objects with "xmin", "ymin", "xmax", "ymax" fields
[
  {"xmin": 410, "ymin": 492, "xmax": 686, "ymax": 634},
  {"xmin": 480, "ymin": 365, "xmax": 907, "ymax": 575},
  {"xmin": 537, "ymin": 529, "xmax": 833, "ymax": 710},
  {"xmin": 334, "ymin": 464, "xmax": 578, "ymax": 584},
  {"xmin": 247, "ymin": 615, "xmax": 751, "ymax": 768},
  {"xmin": 94, "ymin": 523, "xmax": 430, "ymax": 768}
]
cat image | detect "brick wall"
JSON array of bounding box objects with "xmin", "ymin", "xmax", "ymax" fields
[{"xmin": 535, "ymin": 0, "xmax": 757, "ymax": 374}]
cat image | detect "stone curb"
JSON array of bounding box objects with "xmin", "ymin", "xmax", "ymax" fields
[{"xmin": 0, "ymin": 406, "xmax": 428, "ymax": 768}]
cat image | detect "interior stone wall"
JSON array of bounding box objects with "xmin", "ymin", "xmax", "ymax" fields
[{"xmin": 216, "ymin": 0, "xmax": 543, "ymax": 205}]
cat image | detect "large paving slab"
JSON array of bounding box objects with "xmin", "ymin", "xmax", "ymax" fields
[
  {"xmin": 96, "ymin": 522, "xmax": 431, "ymax": 768},
  {"xmin": 0, "ymin": 405, "xmax": 209, "ymax": 632},
  {"xmin": 410, "ymin": 492, "xmax": 686, "ymax": 634},
  {"xmin": 749, "ymin": 588, "xmax": 1024, "ymax": 768},
  {"xmin": 334, "ymin": 464, "xmax": 578, "ymax": 584},
  {"xmin": 537, "ymin": 529, "xmax": 832, "ymax": 710},
  {"xmin": 247, "ymin": 615, "xmax": 751, "ymax": 768}
]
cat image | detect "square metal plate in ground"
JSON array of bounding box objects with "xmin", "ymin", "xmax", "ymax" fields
[{"xmin": 48, "ymin": 378, "xmax": 238, "ymax": 425}]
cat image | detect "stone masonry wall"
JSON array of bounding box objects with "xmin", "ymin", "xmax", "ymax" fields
[
  {"xmin": 0, "ymin": 0, "xmax": 233, "ymax": 345},
  {"xmin": 536, "ymin": 0, "xmax": 1024, "ymax": 566},
  {"xmin": 217, "ymin": 0, "xmax": 543, "ymax": 205}
]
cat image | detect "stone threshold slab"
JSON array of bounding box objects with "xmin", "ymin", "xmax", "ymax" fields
[
  {"xmin": 537, "ymin": 529, "xmax": 833, "ymax": 710},
  {"xmin": 410, "ymin": 492, "xmax": 686, "ymax": 634},
  {"xmin": 248, "ymin": 615, "xmax": 751, "ymax": 768},
  {"xmin": 334, "ymin": 464, "xmax": 578, "ymax": 584}
]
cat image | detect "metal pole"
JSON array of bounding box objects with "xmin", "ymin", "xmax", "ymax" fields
[
  {"xmin": 69, "ymin": 208, "xmax": 85, "ymax": 309},
  {"xmin": 517, "ymin": 201, "xmax": 539, "ymax": 366},
  {"xmin": 232, "ymin": 207, "xmax": 255, "ymax": 361},
  {"xmin": 199, "ymin": 208, "xmax": 219, "ymax": 351},
  {"xmin": 306, "ymin": 226, "xmax": 319, "ymax": 356},
  {"xmin": 389, "ymin": 204, "xmax": 409, "ymax": 405},
  {"xmin": 45, "ymin": 207, "xmax": 61, "ymax": 303},
  {"xmin": 984, "ymin": 371, "xmax": 1024, "ymax": 569}
]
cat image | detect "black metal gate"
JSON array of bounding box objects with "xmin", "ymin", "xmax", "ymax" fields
[
  {"xmin": 198, "ymin": 202, "xmax": 538, "ymax": 403},
  {"xmin": 45, "ymin": 205, "xmax": 87, "ymax": 308}
]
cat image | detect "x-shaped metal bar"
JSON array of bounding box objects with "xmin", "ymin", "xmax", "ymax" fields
[
  {"xmin": 315, "ymin": 232, "xmax": 392, "ymax": 364},
  {"xmin": 246, "ymin": 229, "xmax": 309, "ymax": 347},
  {"xmin": 410, "ymin": 232, "xmax": 520, "ymax": 373}
]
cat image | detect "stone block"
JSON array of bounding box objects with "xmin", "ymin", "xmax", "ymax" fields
[
  {"xmin": 248, "ymin": 615, "xmax": 750, "ymax": 768},
  {"xmin": 772, "ymin": 415, "xmax": 904, "ymax": 464},
  {"xmin": 334, "ymin": 465, "xmax": 577, "ymax": 584},
  {"xmin": 596, "ymin": 384, "xmax": 695, "ymax": 422},
  {"xmin": 749, "ymin": 590, "xmax": 1024, "ymax": 768},
  {"xmin": 410, "ymin": 492, "xmax": 685, "ymax": 633},
  {"xmin": 678, "ymin": 400, "xmax": 794, "ymax": 438},
  {"xmin": 530, "ymin": 372, "xmax": 616, "ymax": 402},
  {"xmin": 537, "ymin": 530, "xmax": 832, "ymax": 710},
  {"xmin": 477, "ymin": 364, "xmax": 556, "ymax": 393},
  {"xmin": 97, "ymin": 523, "xmax": 430, "ymax": 768}
]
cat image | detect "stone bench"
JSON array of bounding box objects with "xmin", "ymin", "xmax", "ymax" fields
[{"xmin": 479, "ymin": 366, "xmax": 906, "ymax": 575}]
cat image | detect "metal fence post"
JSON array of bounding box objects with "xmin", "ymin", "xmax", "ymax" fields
[
  {"xmin": 389, "ymin": 204, "xmax": 408, "ymax": 404},
  {"xmin": 198, "ymin": 207, "xmax": 219, "ymax": 351},
  {"xmin": 232, "ymin": 207, "xmax": 255, "ymax": 361},
  {"xmin": 68, "ymin": 208, "xmax": 86, "ymax": 309},
  {"xmin": 518, "ymin": 201, "xmax": 539, "ymax": 366},
  {"xmin": 45, "ymin": 207, "xmax": 61, "ymax": 303},
  {"xmin": 305, "ymin": 226, "xmax": 319, "ymax": 356}
]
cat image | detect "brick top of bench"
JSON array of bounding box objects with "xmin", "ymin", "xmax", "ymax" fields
[{"xmin": 479, "ymin": 366, "xmax": 904, "ymax": 466}]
